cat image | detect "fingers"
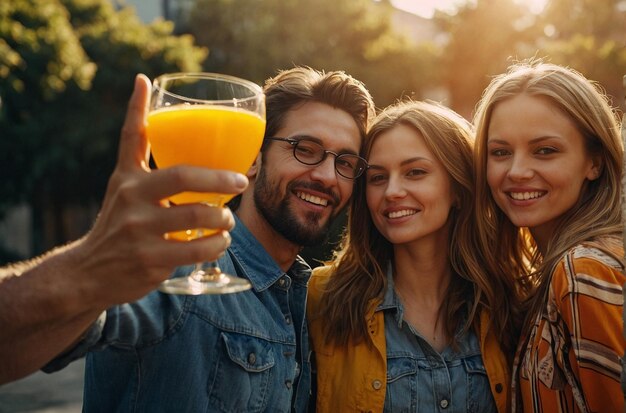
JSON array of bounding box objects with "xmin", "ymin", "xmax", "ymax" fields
[
  {"xmin": 139, "ymin": 167, "xmax": 248, "ymax": 202},
  {"xmin": 149, "ymin": 203, "xmax": 237, "ymax": 236},
  {"xmin": 151, "ymin": 231, "xmax": 233, "ymax": 269},
  {"xmin": 117, "ymin": 74, "xmax": 151, "ymax": 171},
  {"xmin": 82, "ymin": 229, "xmax": 233, "ymax": 305}
]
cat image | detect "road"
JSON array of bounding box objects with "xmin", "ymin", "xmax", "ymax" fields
[{"xmin": 0, "ymin": 358, "xmax": 84, "ymax": 413}]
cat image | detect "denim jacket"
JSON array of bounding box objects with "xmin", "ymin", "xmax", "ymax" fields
[
  {"xmin": 307, "ymin": 265, "xmax": 510, "ymax": 413},
  {"xmin": 45, "ymin": 216, "xmax": 312, "ymax": 413},
  {"xmin": 381, "ymin": 276, "xmax": 496, "ymax": 413}
]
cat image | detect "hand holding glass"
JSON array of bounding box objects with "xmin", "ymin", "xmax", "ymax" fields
[{"xmin": 146, "ymin": 73, "xmax": 265, "ymax": 294}]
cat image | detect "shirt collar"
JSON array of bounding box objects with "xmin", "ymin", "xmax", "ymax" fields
[
  {"xmin": 228, "ymin": 214, "xmax": 311, "ymax": 291},
  {"xmin": 375, "ymin": 262, "xmax": 405, "ymax": 327}
]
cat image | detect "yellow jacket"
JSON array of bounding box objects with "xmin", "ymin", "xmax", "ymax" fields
[{"xmin": 307, "ymin": 266, "xmax": 511, "ymax": 413}]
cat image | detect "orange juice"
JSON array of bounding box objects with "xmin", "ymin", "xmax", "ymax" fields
[{"xmin": 147, "ymin": 105, "xmax": 265, "ymax": 206}]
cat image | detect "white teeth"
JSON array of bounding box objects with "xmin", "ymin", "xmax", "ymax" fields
[
  {"xmin": 510, "ymin": 191, "xmax": 543, "ymax": 200},
  {"xmin": 296, "ymin": 191, "xmax": 328, "ymax": 206},
  {"xmin": 388, "ymin": 209, "xmax": 416, "ymax": 219}
]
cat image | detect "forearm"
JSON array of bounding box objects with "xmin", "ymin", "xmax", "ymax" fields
[{"xmin": 0, "ymin": 239, "xmax": 105, "ymax": 384}]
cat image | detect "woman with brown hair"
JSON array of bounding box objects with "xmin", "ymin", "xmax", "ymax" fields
[{"xmin": 308, "ymin": 100, "xmax": 519, "ymax": 412}]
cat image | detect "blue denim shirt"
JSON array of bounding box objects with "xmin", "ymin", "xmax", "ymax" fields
[
  {"xmin": 45, "ymin": 216, "xmax": 312, "ymax": 413},
  {"xmin": 380, "ymin": 274, "xmax": 496, "ymax": 413}
]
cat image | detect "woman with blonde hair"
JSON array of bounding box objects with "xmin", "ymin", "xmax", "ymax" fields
[
  {"xmin": 473, "ymin": 61, "xmax": 625, "ymax": 412},
  {"xmin": 308, "ymin": 100, "xmax": 519, "ymax": 412}
]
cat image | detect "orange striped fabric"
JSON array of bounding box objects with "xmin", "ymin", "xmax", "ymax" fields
[{"xmin": 512, "ymin": 242, "xmax": 626, "ymax": 413}]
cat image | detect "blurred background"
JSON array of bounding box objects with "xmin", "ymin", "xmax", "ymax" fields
[{"xmin": 1, "ymin": 0, "xmax": 625, "ymax": 267}]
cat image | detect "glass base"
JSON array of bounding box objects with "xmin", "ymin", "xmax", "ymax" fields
[{"xmin": 158, "ymin": 273, "xmax": 252, "ymax": 295}]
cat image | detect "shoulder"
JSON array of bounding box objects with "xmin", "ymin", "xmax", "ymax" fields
[
  {"xmin": 551, "ymin": 239, "xmax": 625, "ymax": 301},
  {"xmin": 310, "ymin": 265, "xmax": 334, "ymax": 290},
  {"xmin": 307, "ymin": 265, "xmax": 334, "ymax": 315},
  {"xmin": 557, "ymin": 240, "xmax": 624, "ymax": 275}
]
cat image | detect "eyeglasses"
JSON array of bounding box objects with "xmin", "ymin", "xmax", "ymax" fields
[{"xmin": 265, "ymin": 136, "xmax": 367, "ymax": 179}]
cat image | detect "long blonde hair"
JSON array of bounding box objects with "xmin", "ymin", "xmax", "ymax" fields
[
  {"xmin": 319, "ymin": 100, "xmax": 520, "ymax": 355},
  {"xmin": 473, "ymin": 61, "xmax": 623, "ymax": 329}
]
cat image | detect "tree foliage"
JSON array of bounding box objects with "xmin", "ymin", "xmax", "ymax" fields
[
  {"xmin": 533, "ymin": 0, "xmax": 626, "ymax": 109},
  {"xmin": 435, "ymin": 0, "xmax": 625, "ymax": 117},
  {"xmin": 184, "ymin": 0, "xmax": 440, "ymax": 107},
  {"xmin": 0, "ymin": 0, "xmax": 206, "ymax": 252}
]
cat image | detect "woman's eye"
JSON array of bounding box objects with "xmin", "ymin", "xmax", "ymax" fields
[
  {"xmin": 536, "ymin": 146, "xmax": 558, "ymax": 155},
  {"xmin": 489, "ymin": 148, "xmax": 509, "ymax": 157},
  {"xmin": 367, "ymin": 174, "xmax": 386, "ymax": 184},
  {"xmin": 407, "ymin": 169, "xmax": 426, "ymax": 177}
]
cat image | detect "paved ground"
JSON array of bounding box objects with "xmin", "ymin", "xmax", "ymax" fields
[{"xmin": 0, "ymin": 358, "xmax": 84, "ymax": 413}]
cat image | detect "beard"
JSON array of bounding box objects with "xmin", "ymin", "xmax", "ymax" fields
[{"xmin": 253, "ymin": 167, "xmax": 341, "ymax": 247}]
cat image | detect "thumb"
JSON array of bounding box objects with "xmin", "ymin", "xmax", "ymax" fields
[{"xmin": 117, "ymin": 74, "xmax": 151, "ymax": 171}]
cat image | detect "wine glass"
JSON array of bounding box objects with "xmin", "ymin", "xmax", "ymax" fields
[{"xmin": 146, "ymin": 73, "xmax": 265, "ymax": 294}]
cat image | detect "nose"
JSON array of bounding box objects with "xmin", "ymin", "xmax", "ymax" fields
[
  {"xmin": 384, "ymin": 174, "xmax": 406, "ymax": 200},
  {"xmin": 309, "ymin": 154, "xmax": 338, "ymax": 185},
  {"xmin": 507, "ymin": 154, "xmax": 534, "ymax": 181}
]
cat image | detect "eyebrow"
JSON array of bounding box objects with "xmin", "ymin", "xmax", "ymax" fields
[
  {"xmin": 291, "ymin": 134, "xmax": 360, "ymax": 155},
  {"xmin": 367, "ymin": 156, "xmax": 431, "ymax": 169},
  {"xmin": 487, "ymin": 135, "xmax": 563, "ymax": 145}
]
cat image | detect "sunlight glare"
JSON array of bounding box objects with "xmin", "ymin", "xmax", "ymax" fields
[
  {"xmin": 390, "ymin": 0, "xmax": 548, "ymax": 18},
  {"xmin": 514, "ymin": 0, "xmax": 548, "ymax": 14},
  {"xmin": 390, "ymin": 0, "xmax": 466, "ymax": 18}
]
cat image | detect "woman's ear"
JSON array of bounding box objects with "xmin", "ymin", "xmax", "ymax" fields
[{"xmin": 586, "ymin": 155, "xmax": 602, "ymax": 181}]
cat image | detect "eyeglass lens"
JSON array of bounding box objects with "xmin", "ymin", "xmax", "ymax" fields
[{"xmin": 293, "ymin": 140, "xmax": 365, "ymax": 178}]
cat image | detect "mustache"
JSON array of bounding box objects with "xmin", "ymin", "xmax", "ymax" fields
[{"xmin": 288, "ymin": 180, "xmax": 340, "ymax": 206}]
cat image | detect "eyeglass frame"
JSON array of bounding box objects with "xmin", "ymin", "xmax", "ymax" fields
[{"xmin": 264, "ymin": 136, "xmax": 368, "ymax": 179}]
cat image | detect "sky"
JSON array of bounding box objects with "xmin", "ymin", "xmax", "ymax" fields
[{"xmin": 390, "ymin": 0, "xmax": 549, "ymax": 18}]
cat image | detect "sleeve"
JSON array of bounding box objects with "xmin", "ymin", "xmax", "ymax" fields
[
  {"xmin": 552, "ymin": 251, "xmax": 626, "ymax": 412},
  {"xmin": 41, "ymin": 311, "xmax": 107, "ymax": 373},
  {"xmin": 42, "ymin": 265, "xmax": 192, "ymax": 373}
]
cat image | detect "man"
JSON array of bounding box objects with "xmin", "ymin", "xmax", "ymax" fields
[
  {"xmin": 0, "ymin": 74, "xmax": 246, "ymax": 385},
  {"xmin": 45, "ymin": 67, "xmax": 375, "ymax": 412}
]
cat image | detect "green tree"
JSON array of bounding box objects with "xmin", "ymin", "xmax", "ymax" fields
[
  {"xmin": 0, "ymin": 0, "xmax": 206, "ymax": 254},
  {"xmin": 185, "ymin": 0, "xmax": 440, "ymax": 107},
  {"xmin": 436, "ymin": 0, "xmax": 626, "ymax": 117},
  {"xmin": 533, "ymin": 0, "xmax": 626, "ymax": 111},
  {"xmin": 435, "ymin": 0, "xmax": 539, "ymax": 118}
]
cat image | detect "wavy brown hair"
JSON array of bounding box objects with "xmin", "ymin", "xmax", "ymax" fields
[
  {"xmin": 472, "ymin": 61, "xmax": 623, "ymax": 333},
  {"xmin": 318, "ymin": 100, "xmax": 521, "ymax": 356}
]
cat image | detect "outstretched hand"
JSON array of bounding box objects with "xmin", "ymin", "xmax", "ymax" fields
[{"xmin": 77, "ymin": 74, "xmax": 248, "ymax": 306}]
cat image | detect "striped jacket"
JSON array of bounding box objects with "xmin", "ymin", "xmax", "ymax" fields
[{"xmin": 512, "ymin": 241, "xmax": 626, "ymax": 413}]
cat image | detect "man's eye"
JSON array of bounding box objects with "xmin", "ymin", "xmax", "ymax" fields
[
  {"xmin": 295, "ymin": 144, "xmax": 318, "ymax": 157},
  {"xmin": 336, "ymin": 158, "xmax": 355, "ymax": 169}
]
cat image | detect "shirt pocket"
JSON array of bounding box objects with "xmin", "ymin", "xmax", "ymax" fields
[
  {"xmin": 463, "ymin": 355, "xmax": 497, "ymax": 413},
  {"xmin": 384, "ymin": 356, "xmax": 417, "ymax": 413},
  {"xmin": 208, "ymin": 331, "xmax": 276, "ymax": 413}
]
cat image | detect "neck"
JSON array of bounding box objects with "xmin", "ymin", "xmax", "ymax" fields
[
  {"xmin": 235, "ymin": 194, "xmax": 302, "ymax": 273},
  {"xmin": 392, "ymin": 238, "xmax": 451, "ymax": 305}
]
